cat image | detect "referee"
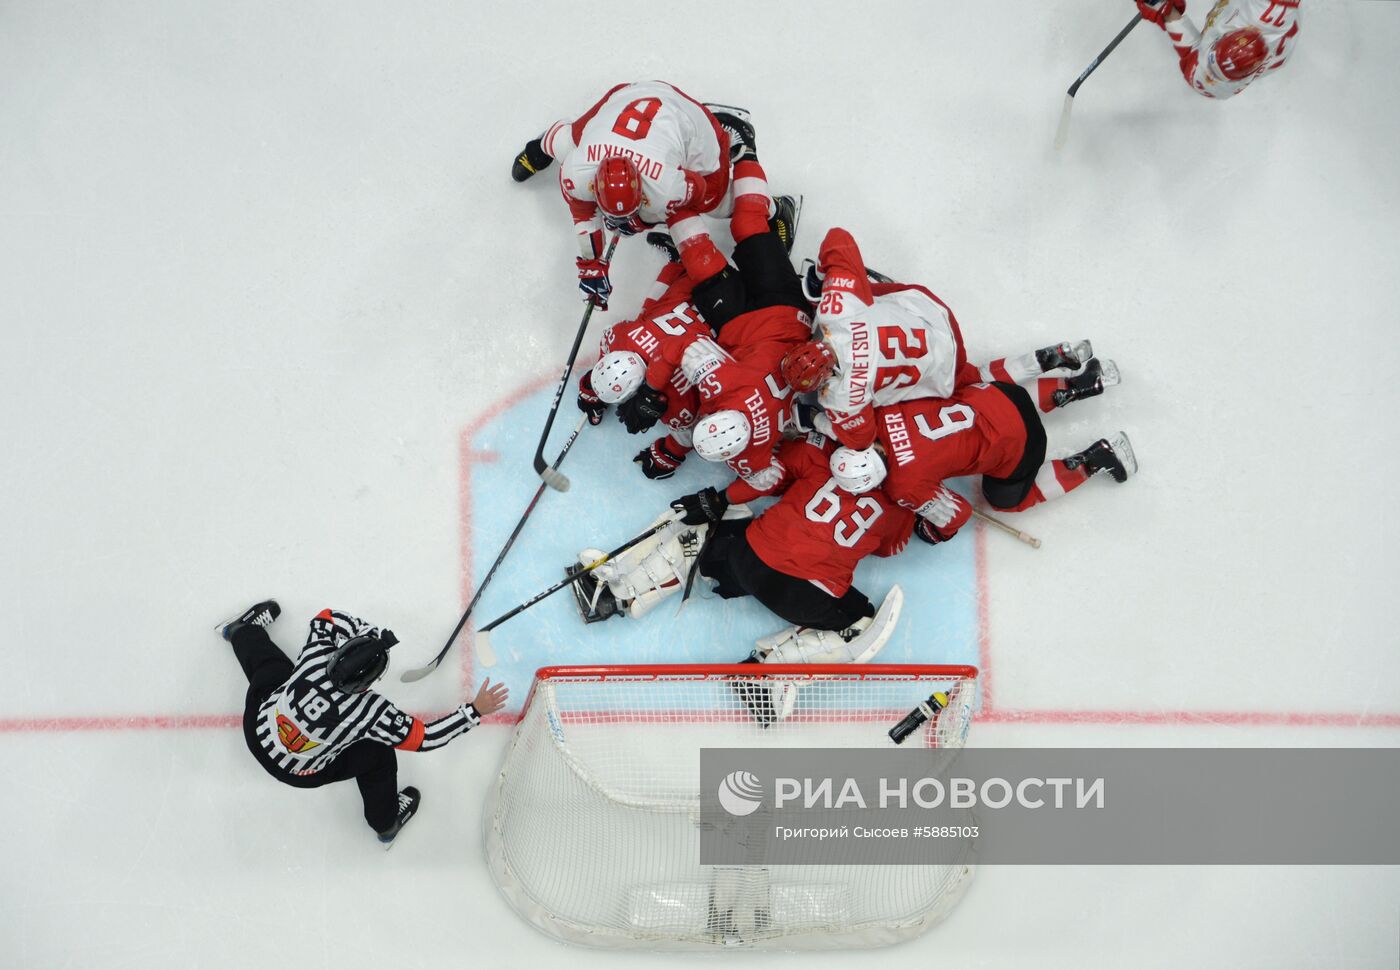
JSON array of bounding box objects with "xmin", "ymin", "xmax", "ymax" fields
[{"xmin": 219, "ymin": 600, "xmax": 507, "ymax": 845}]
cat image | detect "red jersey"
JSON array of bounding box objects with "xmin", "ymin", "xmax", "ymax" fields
[
  {"xmin": 876, "ymin": 383, "xmax": 1029, "ymax": 530},
  {"xmin": 726, "ymin": 435, "xmax": 913, "ymax": 597},
  {"xmin": 587, "ymin": 264, "xmax": 709, "ymax": 435},
  {"xmin": 670, "ymin": 305, "xmax": 811, "ymax": 490}
]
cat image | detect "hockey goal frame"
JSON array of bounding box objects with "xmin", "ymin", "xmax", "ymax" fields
[{"xmin": 486, "ymin": 662, "xmax": 980, "ymax": 950}]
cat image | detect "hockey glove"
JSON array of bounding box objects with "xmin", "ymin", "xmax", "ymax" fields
[
  {"xmin": 799, "ymin": 258, "xmax": 825, "ymax": 304},
  {"xmin": 617, "ymin": 383, "xmax": 668, "ymax": 434},
  {"xmin": 790, "ymin": 399, "xmax": 823, "ymax": 435},
  {"xmin": 914, "ymin": 517, "xmax": 960, "ymax": 546},
  {"xmin": 602, "ymin": 213, "xmax": 644, "ymax": 237},
  {"xmin": 577, "ymin": 257, "xmax": 612, "ymax": 309},
  {"xmin": 634, "ymin": 438, "xmax": 688, "ymax": 480},
  {"xmin": 577, "ymin": 371, "xmax": 608, "ymax": 426},
  {"xmin": 1135, "ymin": 0, "xmax": 1184, "ymax": 27},
  {"xmin": 671, "ymin": 486, "xmax": 730, "ymax": 526}
]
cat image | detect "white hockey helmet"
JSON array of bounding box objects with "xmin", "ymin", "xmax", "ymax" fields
[
  {"xmin": 829, "ymin": 446, "xmax": 887, "ymax": 494},
  {"xmin": 590, "ymin": 351, "xmax": 646, "ymax": 404},
  {"xmin": 692, "ymin": 410, "xmax": 752, "ymax": 462}
]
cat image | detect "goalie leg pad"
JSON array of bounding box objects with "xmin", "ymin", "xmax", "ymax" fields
[{"xmin": 768, "ymin": 585, "xmax": 904, "ymax": 665}]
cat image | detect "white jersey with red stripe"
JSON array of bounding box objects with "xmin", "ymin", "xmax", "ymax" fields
[
  {"xmin": 542, "ymin": 81, "xmax": 728, "ymax": 257},
  {"xmin": 1167, "ymin": 0, "xmax": 1301, "ymax": 100},
  {"xmin": 811, "ymin": 228, "xmax": 970, "ymax": 450}
]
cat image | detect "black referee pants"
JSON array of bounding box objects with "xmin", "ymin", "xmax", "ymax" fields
[{"xmin": 230, "ymin": 625, "xmax": 400, "ymax": 834}]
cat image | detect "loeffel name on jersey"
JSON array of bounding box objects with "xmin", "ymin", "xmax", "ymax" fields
[
  {"xmin": 586, "ymin": 143, "xmax": 664, "ymax": 180},
  {"xmin": 882, "ymin": 410, "xmax": 916, "ymax": 467}
]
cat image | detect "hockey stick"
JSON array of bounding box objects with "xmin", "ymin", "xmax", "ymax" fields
[
  {"xmin": 474, "ymin": 519, "xmax": 672, "ymax": 654},
  {"xmin": 532, "ymin": 233, "xmax": 621, "ymax": 492},
  {"xmin": 973, "ymin": 507, "xmax": 1042, "ymax": 549},
  {"xmin": 400, "ymin": 414, "xmax": 589, "ymax": 682},
  {"xmin": 1054, "ymin": 13, "xmax": 1145, "ymax": 150}
]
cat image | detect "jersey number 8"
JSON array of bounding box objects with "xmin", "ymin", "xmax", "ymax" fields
[{"xmin": 612, "ymin": 98, "xmax": 663, "ymax": 141}]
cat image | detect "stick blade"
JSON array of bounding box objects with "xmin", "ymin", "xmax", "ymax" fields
[
  {"xmin": 1053, "ymin": 92, "xmax": 1075, "ymax": 150},
  {"xmin": 539, "ymin": 466, "xmax": 571, "ymax": 492},
  {"xmin": 475, "ymin": 630, "xmax": 498, "ymax": 668},
  {"xmin": 399, "ymin": 659, "xmax": 440, "ymax": 683}
]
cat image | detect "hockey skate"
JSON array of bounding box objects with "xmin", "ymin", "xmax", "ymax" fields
[
  {"xmin": 1035, "ymin": 339, "xmax": 1093, "ymax": 374},
  {"xmin": 510, "ymin": 136, "xmax": 553, "ymax": 182},
  {"xmin": 645, "ymin": 230, "xmax": 682, "ymax": 265},
  {"xmin": 377, "ymin": 787, "xmax": 422, "ymax": 848},
  {"xmin": 729, "ymin": 656, "xmax": 781, "ymax": 727},
  {"xmin": 569, "ymin": 560, "xmax": 623, "ymax": 624},
  {"xmin": 769, "ymin": 195, "xmax": 802, "ymax": 255},
  {"xmin": 218, "ymin": 599, "xmax": 280, "ymax": 642},
  {"xmin": 1051, "ymin": 358, "xmax": 1120, "ymax": 408},
  {"xmin": 1064, "ymin": 431, "xmax": 1137, "ymax": 483},
  {"xmin": 706, "ymin": 104, "xmax": 756, "ymax": 162}
]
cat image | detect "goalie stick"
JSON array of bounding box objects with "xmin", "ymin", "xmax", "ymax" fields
[
  {"xmin": 400, "ymin": 414, "xmax": 589, "ymax": 682},
  {"xmin": 532, "ymin": 233, "xmax": 621, "ymax": 492},
  {"xmin": 1054, "ymin": 12, "xmax": 1145, "ymax": 150}
]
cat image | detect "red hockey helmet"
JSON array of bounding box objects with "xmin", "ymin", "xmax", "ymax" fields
[
  {"xmin": 1211, "ymin": 27, "xmax": 1269, "ymax": 81},
  {"xmin": 781, "ymin": 340, "xmax": 837, "ymax": 393},
  {"xmin": 594, "ymin": 156, "xmax": 642, "ymax": 217}
]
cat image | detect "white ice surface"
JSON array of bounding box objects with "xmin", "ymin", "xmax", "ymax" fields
[{"xmin": 2, "ymin": 0, "xmax": 1399, "ymax": 967}]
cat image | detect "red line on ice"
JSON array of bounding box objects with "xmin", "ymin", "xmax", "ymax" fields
[{"xmin": 6, "ymin": 364, "xmax": 1399, "ymax": 736}]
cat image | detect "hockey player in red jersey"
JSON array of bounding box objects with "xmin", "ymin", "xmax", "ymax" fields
[
  {"xmin": 611, "ymin": 163, "xmax": 810, "ymax": 493},
  {"xmin": 1137, "ymin": 0, "xmax": 1300, "ymax": 99},
  {"xmin": 834, "ymin": 357, "xmax": 1135, "ymax": 548},
  {"xmin": 576, "ymin": 236, "xmax": 710, "ymax": 480},
  {"xmin": 510, "ymin": 80, "xmax": 760, "ymax": 311},
  {"xmin": 784, "ymin": 227, "xmax": 1099, "ymax": 451},
  {"xmin": 570, "ymin": 434, "xmax": 910, "ymax": 689},
  {"xmin": 219, "ymin": 601, "xmax": 507, "ymax": 845}
]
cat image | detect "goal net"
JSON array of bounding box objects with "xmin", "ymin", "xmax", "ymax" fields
[{"xmin": 483, "ymin": 663, "xmax": 979, "ymax": 950}]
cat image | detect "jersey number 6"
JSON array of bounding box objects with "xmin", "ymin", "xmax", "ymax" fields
[{"xmin": 914, "ymin": 403, "xmax": 975, "ymax": 442}]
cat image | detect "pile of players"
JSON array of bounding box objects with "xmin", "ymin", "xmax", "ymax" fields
[{"xmin": 510, "ymin": 80, "xmax": 1137, "ymax": 692}]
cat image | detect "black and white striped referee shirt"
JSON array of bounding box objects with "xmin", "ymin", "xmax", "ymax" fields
[{"xmin": 254, "ymin": 609, "xmax": 480, "ymax": 777}]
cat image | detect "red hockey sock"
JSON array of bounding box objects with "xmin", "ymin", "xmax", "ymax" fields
[
  {"xmin": 729, "ymin": 159, "xmax": 772, "ymax": 244},
  {"xmin": 1035, "ymin": 378, "xmax": 1067, "ymax": 414},
  {"xmin": 1004, "ymin": 459, "xmax": 1090, "ymax": 511}
]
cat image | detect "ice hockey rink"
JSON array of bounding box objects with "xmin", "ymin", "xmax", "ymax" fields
[{"xmin": 3, "ymin": 0, "xmax": 1399, "ymax": 966}]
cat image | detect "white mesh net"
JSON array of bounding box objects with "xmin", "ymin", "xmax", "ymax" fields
[{"xmin": 483, "ymin": 663, "xmax": 978, "ymax": 950}]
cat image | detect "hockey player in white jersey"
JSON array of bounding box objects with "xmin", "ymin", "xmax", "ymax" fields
[
  {"xmin": 782, "ymin": 226, "xmax": 1092, "ymax": 451},
  {"xmin": 1137, "ymin": 0, "xmax": 1301, "ymax": 100},
  {"xmin": 510, "ymin": 80, "xmax": 756, "ymax": 311},
  {"xmin": 219, "ymin": 601, "xmax": 508, "ymax": 846}
]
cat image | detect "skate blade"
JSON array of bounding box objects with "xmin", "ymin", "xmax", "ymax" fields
[
  {"xmin": 1098, "ymin": 359, "xmax": 1121, "ymax": 389},
  {"xmin": 1107, "ymin": 431, "xmax": 1137, "ymax": 480}
]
